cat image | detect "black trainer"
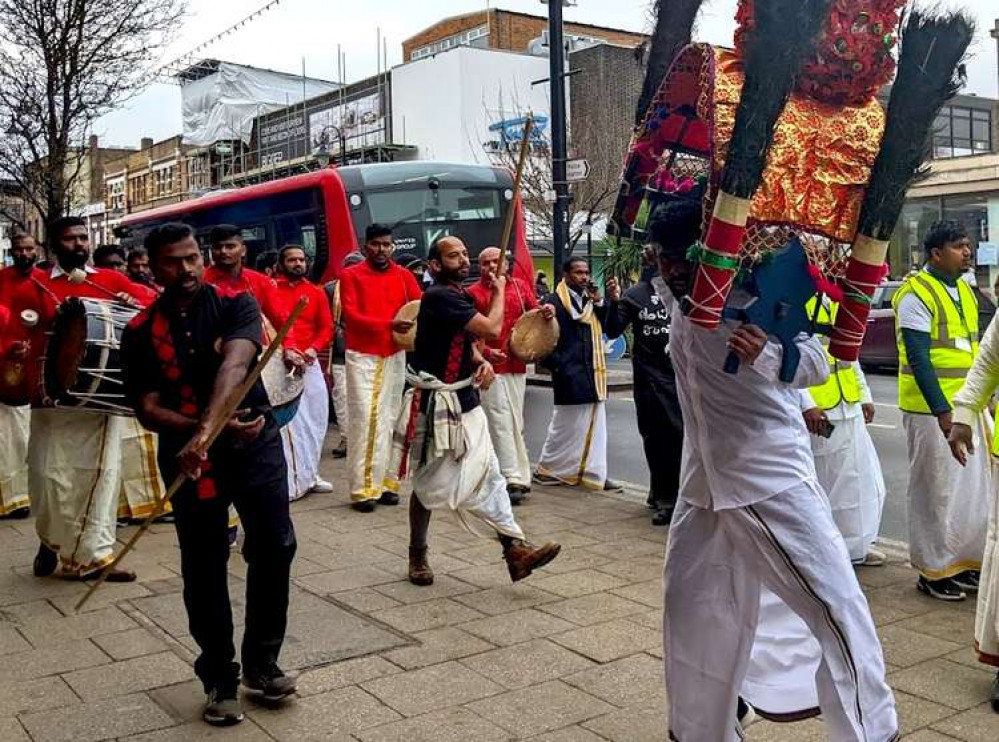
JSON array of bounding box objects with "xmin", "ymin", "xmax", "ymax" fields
[
  {"xmin": 990, "ymin": 672, "xmax": 999, "ymax": 713},
  {"xmin": 952, "ymin": 570, "xmax": 980, "ymax": 593},
  {"xmin": 652, "ymin": 506, "xmax": 674, "ymax": 527},
  {"xmin": 507, "ymin": 484, "xmax": 529, "ymax": 506},
  {"xmin": 378, "ymin": 491, "xmax": 400, "ymax": 506},
  {"xmin": 351, "ymin": 500, "xmax": 377, "ymax": 513},
  {"xmin": 243, "ymin": 666, "xmax": 297, "ymax": 702},
  {"xmin": 916, "ymin": 576, "xmax": 966, "ymax": 602},
  {"xmin": 737, "ymin": 696, "xmax": 757, "ymax": 729},
  {"xmin": 203, "ymin": 685, "xmax": 243, "ymax": 726}
]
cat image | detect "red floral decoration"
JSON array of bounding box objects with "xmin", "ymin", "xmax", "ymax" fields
[{"xmin": 735, "ymin": 0, "xmax": 905, "ymax": 106}]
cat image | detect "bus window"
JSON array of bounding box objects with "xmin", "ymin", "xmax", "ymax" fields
[{"xmin": 274, "ymin": 213, "xmax": 319, "ymax": 263}]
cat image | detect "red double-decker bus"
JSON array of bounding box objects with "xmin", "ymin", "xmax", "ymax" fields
[{"xmin": 114, "ymin": 162, "xmax": 535, "ymax": 285}]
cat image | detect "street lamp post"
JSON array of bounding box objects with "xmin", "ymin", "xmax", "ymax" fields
[
  {"xmin": 545, "ymin": 0, "xmax": 571, "ymax": 283},
  {"xmin": 314, "ymin": 124, "xmax": 347, "ymax": 168}
]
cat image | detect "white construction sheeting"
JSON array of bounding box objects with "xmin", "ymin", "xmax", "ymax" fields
[{"xmin": 181, "ymin": 62, "xmax": 337, "ymax": 147}]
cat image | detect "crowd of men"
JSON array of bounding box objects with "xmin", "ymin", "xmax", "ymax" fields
[{"xmin": 1, "ymin": 212, "xmax": 998, "ymax": 731}]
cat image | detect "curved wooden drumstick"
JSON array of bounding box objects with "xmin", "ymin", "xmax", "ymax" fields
[
  {"xmin": 497, "ymin": 116, "xmax": 534, "ymax": 271},
  {"xmin": 74, "ymin": 297, "xmax": 308, "ymax": 611}
]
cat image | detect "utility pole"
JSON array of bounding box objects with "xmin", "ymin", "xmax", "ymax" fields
[{"xmin": 547, "ymin": 0, "xmax": 570, "ymax": 283}]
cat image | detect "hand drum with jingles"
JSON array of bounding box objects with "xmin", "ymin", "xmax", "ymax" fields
[
  {"xmin": 510, "ymin": 309, "xmax": 559, "ymax": 363},
  {"xmin": 392, "ymin": 300, "xmax": 421, "ymax": 352},
  {"xmin": 261, "ymin": 353, "xmax": 306, "ymax": 427}
]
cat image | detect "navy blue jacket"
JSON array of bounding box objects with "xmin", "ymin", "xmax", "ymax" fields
[{"xmin": 540, "ymin": 290, "xmax": 609, "ymax": 405}]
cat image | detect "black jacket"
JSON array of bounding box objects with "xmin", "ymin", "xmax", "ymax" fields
[{"xmin": 541, "ymin": 289, "xmax": 609, "ymax": 405}]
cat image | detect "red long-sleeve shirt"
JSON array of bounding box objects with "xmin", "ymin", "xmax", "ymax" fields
[
  {"xmin": 467, "ymin": 275, "xmax": 538, "ymax": 375},
  {"xmin": 0, "ymin": 266, "xmax": 46, "ymax": 308},
  {"xmin": 273, "ymin": 276, "xmax": 334, "ymax": 354},
  {"xmin": 339, "ymin": 261, "xmax": 422, "ymax": 357},
  {"xmin": 204, "ymin": 266, "xmax": 286, "ymax": 328}
]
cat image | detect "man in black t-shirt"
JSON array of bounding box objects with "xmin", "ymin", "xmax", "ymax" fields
[
  {"xmin": 120, "ymin": 223, "xmax": 297, "ymax": 728},
  {"xmin": 403, "ymin": 236, "xmax": 560, "ymax": 586}
]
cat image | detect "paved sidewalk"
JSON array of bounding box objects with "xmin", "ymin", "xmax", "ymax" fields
[{"xmin": 0, "ymin": 442, "xmax": 996, "ymax": 741}]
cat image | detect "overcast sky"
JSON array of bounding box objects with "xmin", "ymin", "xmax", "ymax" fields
[{"xmin": 95, "ymin": 0, "xmax": 999, "ymax": 147}]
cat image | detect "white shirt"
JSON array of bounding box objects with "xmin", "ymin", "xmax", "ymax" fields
[
  {"xmin": 50, "ymin": 263, "xmax": 97, "ymax": 279},
  {"xmin": 896, "ymin": 268, "xmax": 961, "ymax": 334},
  {"xmin": 664, "ymin": 287, "xmax": 829, "ymax": 511}
]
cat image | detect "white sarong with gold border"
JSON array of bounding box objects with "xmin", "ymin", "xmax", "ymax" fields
[
  {"xmin": 480, "ymin": 373, "xmax": 531, "ymax": 489},
  {"xmin": 346, "ymin": 349, "xmax": 406, "ymax": 502},
  {"xmin": 536, "ymin": 402, "xmax": 608, "ymax": 489},
  {"xmin": 118, "ymin": 416, "xmax": 168, "ymax": 520},
  {"xmin": 282, "ymin": 361, "xmax": 329, "ymax": 500},
  {"xmin": 0, "ymin": 404, "xmax": 30, "ymax": 515}
]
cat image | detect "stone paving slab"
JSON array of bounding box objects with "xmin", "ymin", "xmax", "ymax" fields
[{"xmin": 0, "ymin": 446, "xmax": 997, "ymax": 740}]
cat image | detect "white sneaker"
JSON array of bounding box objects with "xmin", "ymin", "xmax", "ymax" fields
[
  {"xmin": 310, "ymin": 478, "xmax": 335, "ymax": 494},
  {"xmin": 859, "ymin": 549, "xmax": 888, "ymax": 567}
]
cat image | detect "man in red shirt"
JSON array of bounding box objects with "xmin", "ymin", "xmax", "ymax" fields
[
  {"xmin": 0, "ymin": 232, "xmax": 42, "ymax": 519},
  {"xmin": 339, "ymin": 224, "xmax": 422, "ymax": 512},
  {"xmin": 8, "ymin": 217, "xmax": 147, "ymax": 581},
  {"xmin": 204, "ymin": 224, "xmax": 285, "ymax": 330},
  {"xmin": 273, "ymin": 244, "xmax": 335, "ymax": 500},
  {"xmin": 467, "ymin": 247, "xmax": 553, "ymax": 505}
]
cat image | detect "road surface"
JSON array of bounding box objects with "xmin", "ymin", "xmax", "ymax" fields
[{"xmin": 523, "ymin": 369, "xmax": 912, "ymax": 544}]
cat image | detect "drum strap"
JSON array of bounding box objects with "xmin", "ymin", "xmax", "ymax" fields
[{"xmin": 151, "ymin": 310, "xmax": 218, "ymax": 500}]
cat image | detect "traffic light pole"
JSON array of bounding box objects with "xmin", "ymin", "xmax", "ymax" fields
[{"xmin": 548, "ymin": 0, "xmax": 569, "ymax": 284}]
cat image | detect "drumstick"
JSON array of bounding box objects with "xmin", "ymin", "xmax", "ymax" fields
[
  {"xmin": 74, "ymin": 296, "xmax": 308, "ymax": 611},
  {"xmin": 498, "ymin": 116, "xmax": 534, "ymax": 271}
]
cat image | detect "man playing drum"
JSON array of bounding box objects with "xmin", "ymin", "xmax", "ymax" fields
[
  {"xmin": 6, "ymin": 216, "xmax": 148, "ymax": 580},
  {"xmin": 467, "ymin": 247, "xmax": 552, "ymax": 505},
  {"xmin": 272, "ymin": 244, "xmax": 335, "ymax": 500},
  {"xmin": 398, "ymin": 236, "xmax": 560, "ymax": 586},
  {"xmin": 0, "ymin": 232, "xmax": 43, "ymax": 520},
  {"xmin": 121, "ymin": 222, "xmax": 297, "ymax": 726},
  {"xmin": 339, "ymin": 224, "xmax": 422, "ymax": 512}
]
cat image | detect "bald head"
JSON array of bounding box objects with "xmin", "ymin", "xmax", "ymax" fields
[
  {"xmin": 478, "ymin": 246, "xmax": 505, "ymax": 283},
  {"xmin": 428, "ymin": 236, "xmax": 471, "ymax": 284}
]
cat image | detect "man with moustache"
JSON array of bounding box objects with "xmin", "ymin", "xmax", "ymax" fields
[
  {"xmin": 467, "ymin": 247, "xmax": 551, "ymax": 504},
  {"xmin": 204, "ymin": 224, "xmax": 285, "ymax": 329},
  {"xmin": 0, "ymin": 232, "xmax": 42, "ymax": 519},
  {"xmin": 7, "ymin": 217, "xmax": 146, "ymax": 580},
  {"xmin": 398, "ymin": 236, "xmax": 560, "ymax": 586},
  {"xmin": 121, "ymin": 222, "xmax": 297, "ymax": 726},
  {"xmin": 272, "ymin": 244, "xmax": 335, "ymax": 500}
]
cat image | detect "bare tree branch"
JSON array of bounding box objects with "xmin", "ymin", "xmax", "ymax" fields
[{"xmin": 0, "ymin": 0, "xmax": 186, "ymax": 231}]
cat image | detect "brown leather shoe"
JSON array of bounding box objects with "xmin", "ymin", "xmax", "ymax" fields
[
  {"xmin": 408, "ymin": 546, "xmax": 434, "ymax": 586},
  {"xmin": 503, "ymin": 540, "xmax": 561, "ymax": 582}
]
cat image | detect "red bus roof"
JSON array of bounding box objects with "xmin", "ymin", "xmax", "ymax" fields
[{"xmin": 120, "ymin": 169, "xmax": 347, "ymax": 226}]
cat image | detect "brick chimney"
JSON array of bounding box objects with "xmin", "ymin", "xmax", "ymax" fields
[{"xmin": 140, "ymin": 137, "xmax": 153, "ymax": 151}]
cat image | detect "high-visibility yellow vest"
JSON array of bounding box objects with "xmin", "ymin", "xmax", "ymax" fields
[
  {"xmin": 807, "ymin": 297, "xmax": 861, "ymax": 409},
  {"xmin": 892, "ymin": 271, "xmax": 979, "ymax": 414}
]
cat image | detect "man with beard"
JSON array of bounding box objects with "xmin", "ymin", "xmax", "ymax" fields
[
  {"xmin": 272, "ymin": 244, "xmax": 335, "ymax": 500},
  {"xmin": 204, "ymin": 225, "xmax": 284, "ymax": 329},
  {"xmin": 535, "ymin": 256, "xmax": 619, "ymax": 491},
  {"xmin": 121, "ymin": 222, "xmax": 297, "ymax": 726},
  {"xmin": 126, "ymin": 247, "xmax": 159, "ymax": 290},
  {"xmin": 0, "ymin": 232, "xmax": 42, "ymax": 519},
  {"xmin": 399, "ymin": 236, "xmax": 560, "ymax": 586},
  {"xmin": 650, "ymin": 200, "xmax": 897, "ymax": 740},
  {"xmin": 467, "ymin": 247, "xmax": 551, "ymax": 504},
  {"xmin": 7, "ymin": 217, "xmax": 147, "ymax": 580},
  {"xmin": 893, "ymin": 220, "xmax": 990, "ymax": 602},
  {"xmin": 339, "ymin": 224, "xmax": 421, "ymax": 512},
  {"xmin": 604, "ymin": 246, "xmax": 683, "ymax": 526}
]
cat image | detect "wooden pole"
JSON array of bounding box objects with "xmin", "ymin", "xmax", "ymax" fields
[
  {"xmin": 74, "ymin": 297, "xmax": 309, "ymax": 612},
  {"xmin": 497, "ymin": 116, "xmax": 534, "ymax": 272}
]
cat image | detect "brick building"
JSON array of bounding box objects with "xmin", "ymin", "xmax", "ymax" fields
[
  {"xmin": 104, "ymin": 136, "xmax": 200, "ymax": 219},
  {"xmin": 402, "ymin": 8, "xmax": 646, "ymax": 62}
]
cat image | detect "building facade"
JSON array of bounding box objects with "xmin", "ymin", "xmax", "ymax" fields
[{"xmin": 402, "ymin": 8, "xmax": 646, "ymax": 62}]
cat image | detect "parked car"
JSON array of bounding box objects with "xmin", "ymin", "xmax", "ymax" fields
[{"xmin": 858, "ymin": 278, "xmax": 997, "ymax": 371}]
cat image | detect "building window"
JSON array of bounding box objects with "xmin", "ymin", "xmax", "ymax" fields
[
  {"xmin": 410, "ymin": 24, "xmax": 490, "ymax": 60},
  {"xmin": 934, "ymin": 104, "xmax": 993, "ymax": 159}
]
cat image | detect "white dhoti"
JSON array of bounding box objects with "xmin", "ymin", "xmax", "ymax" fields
[
  {"xmin": 743, "ymin": 588, "xmax": 821, "ymax": 720},
  {"xmin": 479, "ymin": 373, "xmax": 531, "ymax": 489},
  {"xmin": 346, "ymin": 350, "xmax": 406, "ymax": 501},
  {"xmin": 0, "ymin": 404, "xmax": 30, "ymax": 516},
  {"xmin": 663, "ymin": 480, "xmax": 897, "ymax": 742},
  {"xmin": 537, "ymin": 402, "xmax": 607, "ymax": 489},
  {"xmin": 281, "ymin": 362, "xmax": 329, "ymax": 500},
  {"xmin": 118, "ymin": 417, "xmax": 167, "ymax": 520},
  {"xmin": 28, "ymin": 408, "xmax": 125, "ymax": 575},
  {"xmin": 330, "ymin": 362, "xmax": 349, "ymax": 435},
  {"xmin": 977, "ymin": 464, "xmax": 999, "ymax": 668},
  {"xmin": 411, "ymin": 405, "xmax": 524, "ymax": 540},
  {"xmin": 903, "ymin": 412, "xmax": 990, "ymax": 579},
  {"xmin": 812, "ymin": 411, "xmax": 886, "ymax": 562}
]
